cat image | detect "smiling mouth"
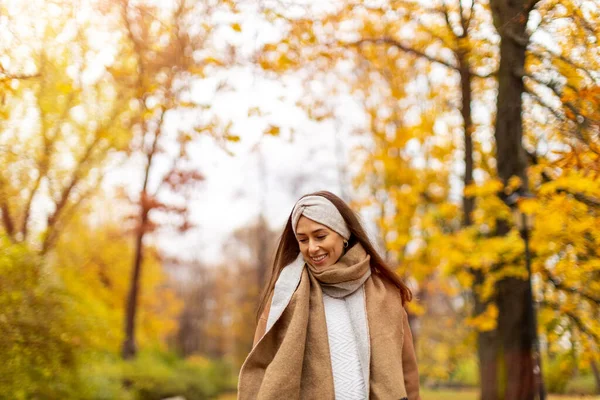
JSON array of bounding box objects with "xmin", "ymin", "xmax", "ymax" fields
[{"xmin": 311, "ymin": 254, "xmax": 327, "ymax": 263}]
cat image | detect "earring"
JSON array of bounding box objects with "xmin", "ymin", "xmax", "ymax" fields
[{"xmin": 343, "ymin": 240, "xmax": 349, "ymax": 248}]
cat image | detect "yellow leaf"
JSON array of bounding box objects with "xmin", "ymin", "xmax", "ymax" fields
[
  {"xmin": 231, "ymin": 23, "xmax": 242, "ymax": 32},
  {"xmin": 225, "ymin": 134, "xmax": 240, "ymax": 142},
  {"xmin": 518, "ymin": 198, "xmax": 539, "ymax": 215},
  {"xmin": 264, "ymin": 125, "xmax": 280, "ymax": 136},
  {"xmin": 56, "ymin": 82, "xmax": 72, "ymax": 94},
  {"xmin": 407, "ymin": 301, "xmax": 426, "ymax": 316},
  {"xmin": 204, "ymin": 56, "xmax": 223, "ymax": 66},
  {"xmin": 506, "ymin": 176, "xmax": 522, "ymax": 194},
  {"xmin": 466, "ymin": 304, "xmax": 498, "ymax": 332},
  {"xmin": 248, "ymin": 106, "xmax": 261, "ymax": 117}
]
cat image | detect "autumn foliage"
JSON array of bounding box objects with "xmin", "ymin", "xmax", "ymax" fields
[{"xmin": 1, "ymin": 0, "xmax": 599, "ymax": 398}]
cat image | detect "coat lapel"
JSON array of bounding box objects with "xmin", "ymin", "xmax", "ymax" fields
[{"xmin": 265, "ymin": 254, "xmax": 305, "ymax": 333}]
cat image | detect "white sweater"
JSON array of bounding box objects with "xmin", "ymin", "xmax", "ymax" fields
[{"xmin": 323, "ymin": 292, "xmax": 368, "ymax": 400}]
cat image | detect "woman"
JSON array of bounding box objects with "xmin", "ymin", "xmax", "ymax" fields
[{"xmin": 238, "ymin": 191, "xmax": 420, "ymax": 400}]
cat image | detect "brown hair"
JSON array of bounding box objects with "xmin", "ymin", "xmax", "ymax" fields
[{"xmin": 255, "ymin": 190, "xmax": 413, "ymax": 322}]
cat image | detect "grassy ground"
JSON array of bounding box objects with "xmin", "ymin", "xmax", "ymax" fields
[
  {"xmin": 217, "ymin": 389, "xmax": 600, "ymax": 399},
  {"xmin": 417, "ymin": 389, "xmax": 600, "ymax": 399}
]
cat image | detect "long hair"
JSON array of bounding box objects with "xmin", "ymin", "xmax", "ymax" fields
[{"xmin": 255, "ymin": 190, "xmax": 413, "ymax": 323}]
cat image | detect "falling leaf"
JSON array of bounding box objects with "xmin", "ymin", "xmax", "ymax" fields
[{"xmin": 264, "ymin": 125, "xmax": 280, "ymax": 136}]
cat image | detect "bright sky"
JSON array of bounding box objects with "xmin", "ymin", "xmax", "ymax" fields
[
  {"xmin": 98, "ymin": 2, "xmax": 374, "ymax": 265},
  {"xmin": 0, "ymin": 0, "xmax": 383, "ymax": 265},
  {"xmin": 87, "ymin": 0, "xmax": 394, "ymax": 266},
  {"xmin": 145, "ymin": 69, "xmax": 372, "ymax": 265},
  {"xmin": 1, "ymin": 0, "xmax": 471, "ymax": 266}
]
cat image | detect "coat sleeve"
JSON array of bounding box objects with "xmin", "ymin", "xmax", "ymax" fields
[
  {"xmin": 402, "ymin": 306, "xmax": 421, "ymax": 400},
  {"xmin": 252, "ymin": 291, "xmax": 274, "ymax": 347}
]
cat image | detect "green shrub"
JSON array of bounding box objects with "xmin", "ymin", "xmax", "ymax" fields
[
  {"xmin": 121, "ymin": 350, "xmax": 236, "ymax": 400},
  {"xmin": 449, "ymin": 357, "xmax": 479, "ymax": 387},
  {"xmin": 0, "ymin": 239, "xmax": 91, "ymax": 399},
  {"xmin": 0, "ymin": 237, "xmax": 236, "ymax": 400},
  {"xmin": 564, "ymin": 374, "xmax": 598, "ymax": 396},
  {"xmin": 543, "ymin": 353, "xmax": 576, "ymax": 394},
  {"xmin": 77, "ymin": 354, "xmax": 133, "ymax": 400}
]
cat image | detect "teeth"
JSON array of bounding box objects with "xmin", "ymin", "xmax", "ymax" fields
[{"xmin": 312, "ymin": 254, "xmax": 327, "ymax": 262}]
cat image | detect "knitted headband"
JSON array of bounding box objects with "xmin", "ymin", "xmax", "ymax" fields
[{"xmin": 291, "ymin": 195, "xmax": 351, "ymax": 240}]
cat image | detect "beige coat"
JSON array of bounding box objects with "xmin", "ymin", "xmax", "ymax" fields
[{"xmin": 250, "ymin": 277, "xmax": 421, "ymax": 400}]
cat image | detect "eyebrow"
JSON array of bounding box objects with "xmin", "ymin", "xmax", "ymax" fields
[{"xmin": 297, "ymin": 228, "xmax": 328, "ymax": 237}]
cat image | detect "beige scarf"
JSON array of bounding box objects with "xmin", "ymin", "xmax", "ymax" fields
[{"xmin": 238, "ymin": 243, "xmax": 420, "ymax": 399}]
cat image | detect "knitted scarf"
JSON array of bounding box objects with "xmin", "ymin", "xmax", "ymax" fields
[{"xmin": 237, "ymin": 243, "xmax": 411, "ymax": 399}]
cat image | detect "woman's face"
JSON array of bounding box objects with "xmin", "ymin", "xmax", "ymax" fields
[{"xmin": 296, "ymin": 216, "xmax": 345, "ymax": 270}]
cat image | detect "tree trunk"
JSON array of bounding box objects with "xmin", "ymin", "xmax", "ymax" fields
[
  {"xmin": 122, "ymin": 205, "xmax": 149, "ymax": 359},
  {"xmin": 458, "ymin": 45, "xmax": 502, "ymax": 398},
  {"xmin": 475, "ymin": 268, "xmax": 500, "ymax": 400},
  {"xmin": 491, "ymin": 4, "xmax": 530, "ymax": 187},
  {"xmin": 490, "ymin": 1, "xmax": 538, "ymax": 398},
  {"xmin": 591, "ymin": 359, "xmax": 600, "ymax": 394},
  {"xmin": 256, "ymin": 215, "xmax": 268, "ymax": 289},
  {"xmin": 256, "ymin": 145, "xmax": 268, "ymax": 289},
  {"xmin": 459, "ymin": 61, "xmax": 474, "ymax": 227},
  {"xmin": 122, "ymin": 132, "xmax": 158, "ymax": 359},
  {"xmin": 497, "ymin": 276, "xmax": 534, "ymax": 399}
]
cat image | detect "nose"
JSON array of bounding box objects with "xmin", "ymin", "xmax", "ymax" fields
[{"xmin": 308, "ymin": 240, "xmax": 320, "ymax": 255}]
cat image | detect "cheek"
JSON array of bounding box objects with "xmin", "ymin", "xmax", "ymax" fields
[
  {"xmin": 331, "ymin": 240, "xmax": 344, "ymax": 255},
  {"xmin": 300, "ymin": 244, "xmax": 313, "ymax": 259},
  {"xmin": 298, "ymin": 244, "xmax": 307, "ymax": 255}
]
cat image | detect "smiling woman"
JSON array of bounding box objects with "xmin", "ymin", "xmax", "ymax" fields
[
  {"xmin": 295, "ymin": 216, "xmax": 346, "ymax": 270},
  {"xmin": 237, "ymin": 191, "xmax": 421, "ymax": 400}
]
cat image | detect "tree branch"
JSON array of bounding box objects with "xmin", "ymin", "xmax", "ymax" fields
[
  {"xmin": 541, "ymin": 299, "xmax": 600, "ymax": 343},
  {"xmin": 41, "ymin": 175, "xmax": 104, "ymax": 255},
  {"xmin": 556, "ymin": 188, "xmax": 600, "ymax": 209},
  {"xmin": 42, "ymin": 126, "xmax": 112, "ymax": 252},
  {"xmin": 441, "ymin": 0, "xmax": 459, "ymax": 38},
  {"xmin": 528, "ymin": 44, "xmax": 598, "ymax": 86},
  {"xmin": 543, "ymin": 270, "xmax": 600, "ymax": 304},
  {"xmin": 351, "ymin": 1, "xmax": 447, "ymax": 16},
  {"xmin": 524, "ymin": 89, "xmax": 564, "ymax": 121},
  {"xmin": 526, "ymin": 149, "xmax": 600, "ymax": 207},
  {"xmin": 525, "ymin": 149, "xmax": 553, "ymax": 183},
  {"xmin": 525, "ymin": 0, "xmax": 542, "ymax": 14},
  {"xmin": 0, "ymin": 72, "xmax": 40, "ymax": 82},
  {"xmin": 463, "ymin": 0, "xmax": 477, "ymax": 38},
  {"xmin": 505, "ymin": 28, "xmax": 529, "ymax": 49},
  {"xmin": 0, "ymin": 200, "xmax": 16, "ymax": 241},
  {"xmin": 458, "ymin": 0, "xmax": 466, "ymax": 36},
  {"xmin": 415, "ymin": 17, "xmax": 456, "ymax": 50},
  {"xmin": 345, "ymin": 37, "xmax": 458, "ymax": 70},
  {"xmin": 23, "ymin": 91, "xmax": 78, "ymax": 240},
  {"xmin": 522, "ymin": 72, "xmax": 599, "ymax": 128},
  {"xmin": 21, "ymin": 174, "xmax": 43, "ymax": 240},
  {"xmin": 564, "ymin": 0, "xmax": 596, "ymax": 36},
  {"xmin": 344, "ymin": 36, "xmax": 497, "ymax": 79}
]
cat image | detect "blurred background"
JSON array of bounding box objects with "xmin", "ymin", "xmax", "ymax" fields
[{"xmin": 0, "ymin": 0, "xmax": 599, "ymax": 399}]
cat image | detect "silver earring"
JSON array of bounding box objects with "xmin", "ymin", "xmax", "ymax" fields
[{"xmin": 343, "ymin": 240, "xmax": 349, "ymax": 248}]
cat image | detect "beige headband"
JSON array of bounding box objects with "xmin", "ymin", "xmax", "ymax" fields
[{"xmin": 291, "ymin": 195, "xmax": 351, "ymax": 240}]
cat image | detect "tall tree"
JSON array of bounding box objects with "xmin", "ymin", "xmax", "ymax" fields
[
  {"xmin": 485, "ymin": 0, "xmax": 599, "ymax": 397},
  {"xmin": 258, "ymin": 1, "xmax": 600, "ymax": 395},
  {"xmin": 486, "ymin": 0, "xmax": 536, "ymax": 394},
  {"xmin": 115, "ymin": 0, "xmax": 238, "ymax": 359},
  {"xmin": 256, "ymin": 0, "xmax": 498, "ymax": 375},
  {"xmin": 0, "ymin": 0, "xmax": 133, "ymax": 253}
]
